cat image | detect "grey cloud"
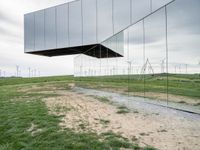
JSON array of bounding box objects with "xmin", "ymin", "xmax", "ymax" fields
[
  {"xmin": 0, "ymin": 10, "xmax": 20, "ymax": 27},
  {"xmin": 0, "ymin": 26, "xmax": 22, "ymax": 46}
]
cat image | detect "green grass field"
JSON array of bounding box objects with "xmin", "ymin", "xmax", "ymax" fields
[
  {"xmin": 0, "ymin": 76, "xmax": 155, "ymax": 150},
  {"xmin": 0, "ymin": 74, "xmax": 199, "ymax": 149}
]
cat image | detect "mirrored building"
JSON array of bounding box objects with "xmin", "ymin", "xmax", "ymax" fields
[
  {"xmin": 24, "ymin": 0, "xmax": 200, "ymax": 110},
  {"xmin": 24, "ymin": 0, "xmax": 173, "ymax": 58}
]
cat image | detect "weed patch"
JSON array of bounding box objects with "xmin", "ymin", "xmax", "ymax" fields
[{"xmin": 117, "ymin": 106, "xmax": 130, "ymax": 114}]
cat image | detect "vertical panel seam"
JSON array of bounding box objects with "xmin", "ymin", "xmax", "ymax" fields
[
  {"xmin": 34, "ymin": 13, "xmax": 35, "ymax": 51},
  {"xmin": 68, "ymin": 4, "xmax": 70, "ymax": 46},
  {"xmin": 96, "ymin": 0, "xmax": 98, "ymax": 43},
  {"xmin": 44, "ymin": 10, "xmax": 46, "ymax": 49},
  {"xmin": 130, "ymin": 0, "xmax": 132, "ymax": 24},
  {"xmin": 81, "ymin": 0, "xmax": 83, "ymax": 46},
  {"xmin": 68, "ymin": 4, "xmax": 71, "ymax": 46},
  {"xmin": 165, "ymin": 6, "xmax": 169, "ymax": 105},
  {"xmin": 143, "ymin": 19, "xmax": 146, "ymax": 98},
  {"xmin": 112, "ymin": 0, "xmax": 114, "ymax": 34}
]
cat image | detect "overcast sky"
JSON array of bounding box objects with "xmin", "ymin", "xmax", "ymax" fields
[
  {"xmin": 0, "ymin": 0, "xmax": 199, "ymax": 77},
  {"xmin": 0, "ymin": 0, "xmax": 74, "ymax": 77}
]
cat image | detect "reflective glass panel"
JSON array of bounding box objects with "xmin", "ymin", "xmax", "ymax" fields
[
  {"xmin": 102, "ymin": 32, "xmax": 124, "ymax": 56},
  {"xmin": 82, "ymin": 0, "xmax": 97, "ymax": 45},
  {"xmin": 97, "ymin": 0, "xmax": 113, "ymax": 43},
  {"xmin": 145, "ymin": 8, "xmax": 167, "ymax": 103},
  {"xmin": 45, "ymin": 7, "xmax": 56, "ymax": 49},
  {"xmin": 35, "ymin": 10, "xmax": 45, "ymax": 50},
  {"xmin": 116, "ymin": 32, "xmax": 124, "ymax": 56},
  {"xmin": 127, "ymin": 21, "xmax": 145, "ymax": 96},
  {"xmin": 69, "ymin": 0, "xmax": 82, "ymax": 47},
  {"xmin": 24, "ymin": 13, "xmax": 35, "ymax": 52},
  {"xmin": 167, "ymin": 0, "xmax": 200, "ymax": 106},
  {"xmin": 131, "ymin": 0, "xmax": 151, "ymax": 23},
  {"xmin": 152, "ymin": 0, "xmax": 172, "ymax": 11},
  {"xmin": 113, "ymin": 0, "xmax": 131, "ymax": 33},
  {"xmin": 56, "ymin": 3, "xmax": 69, "ymax": 48}
]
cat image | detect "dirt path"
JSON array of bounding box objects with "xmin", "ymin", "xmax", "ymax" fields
[{"xmin": 44, "ymin": 90, "xmax": 200, "ymax": 150}]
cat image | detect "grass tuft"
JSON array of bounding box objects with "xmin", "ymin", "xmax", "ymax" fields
[
  {"xmin": 117, "ymin": 105, "xmax": 130, "ymax": 114},
  {"xmin": 92, "ymin": 96, "xmax": 111, "ymax": 103}
]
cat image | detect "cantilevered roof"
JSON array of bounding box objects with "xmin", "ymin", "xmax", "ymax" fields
[{"xmin": 27, "ymin": 44, "xmax": 123, "ymax": 58}]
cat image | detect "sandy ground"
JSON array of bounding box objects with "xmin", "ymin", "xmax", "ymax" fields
[{"xmin": 43, "ymin": 89, "xmax": 200, "ymax": 150}]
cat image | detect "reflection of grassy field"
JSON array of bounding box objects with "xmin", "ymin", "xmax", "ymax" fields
[
  {"xmin": 75, "ymin": 74, "xmax": 200, "ymax": 100},
  {"xmin": 0, "ymin": 77, "xmax": 154, "ymax": 150}
]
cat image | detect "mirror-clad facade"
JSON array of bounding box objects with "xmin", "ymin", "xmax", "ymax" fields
[
  {"xmin": 56, "ymin": 3, "xmax": 69, "ymax": 48},
  {"xmin": 24, "ymin": 0, "xmax": 173, "ymax": 56},
  {"xmin": 35, "ymin": 10, "xmax": 45, "ymax": 50},
  {"xmin": 24, "ymin": 13, "xmax": 35, "ymax": 52}
]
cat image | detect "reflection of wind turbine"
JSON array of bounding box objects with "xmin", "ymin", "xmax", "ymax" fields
[
  {"xmin": 185, "ymin": 64, "xmax": 188, "ymax": 74},
  {"xmin": 141, "ymin": 58, "xmax": 154, "ymax": 75},
  {"xmin": 126, "ymin": 59, "xmax": 134, "ymax": 75},
  {"xmin": 126, "ymin": 59, "xmax": 134, "ymax": 97},
  {"xmin": 80, "ymin": 65, "xmax": 83, "ymax": 76},
  {"xmin": 175, "ymin": 65, "xmax": 177, "ymax": 74},
  {"xmin": 28, "ymin": 67, "xmax": 31, "ymax": 78},
  {"xmin": 161, "ymin": 58, "xmax": 166, "ymax": 73},
  {"xmin": 16, "ymin": 65, "xmax": 19, "ymax": 77}
]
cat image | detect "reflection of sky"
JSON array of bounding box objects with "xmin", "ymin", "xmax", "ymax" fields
[{"xmin": 102, "ymin": 0, "xmax": 200, "ymax": 73}]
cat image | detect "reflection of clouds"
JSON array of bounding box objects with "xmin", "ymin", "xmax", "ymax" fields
[
  {"xmin": 97, "ymin": 0, "xmax": 113, "ymax": 42},
  {"xmin": 167, "ymin": 0, "xmax": 200, "ymax": 34},
  {"xmin": 69, "ymin": 0, "xmax": 82, "ymax": 47},
  {"xmin": 152, "ymin": 0, "xmax": 172, "ymax": 11},
  {"xmin": 57, "ymin": 3, "xmax": 69, "ymax": 48},
  {"xmin": 128, "ymin": 0, "xmax": 199, "ymax": 66},
  {"xmin": 167, "ymin": 0, "xmax": 200, "ymax": 65},
  {"xmin": 132, "ymin": 0, "xmax": 151, "ymax": 23},
  {"xmin": 102, "ymin": 32, "xmax": 124, "ymax": 56},
  {"xmin": 113, "ymin": 0, "xmax": 131, "ymax": 33},
  {"xmin": 35, "ymin": 10, "xmax": 45, "ymax": 50},
  {"xmin": 82, "ymin": 0, "xmax": 97, "ymax": 45},
  {"xmin": 45, "ymin": 7, "xmax": 56, "ymax": 49}
]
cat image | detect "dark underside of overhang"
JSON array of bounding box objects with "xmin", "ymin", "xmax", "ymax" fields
[{"xmin": 26, "ymin": 44, "xmax": 123, "ymax": 58}]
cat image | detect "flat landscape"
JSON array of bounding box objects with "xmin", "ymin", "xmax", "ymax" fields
[{"xmin": 0, "ymin": 75, "xmax": 200, "ymax": 150}]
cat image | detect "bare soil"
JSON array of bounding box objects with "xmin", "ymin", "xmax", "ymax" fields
[{"xmin": 43, "ymin": 88, "xmax": 200, "ymax": 150}]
